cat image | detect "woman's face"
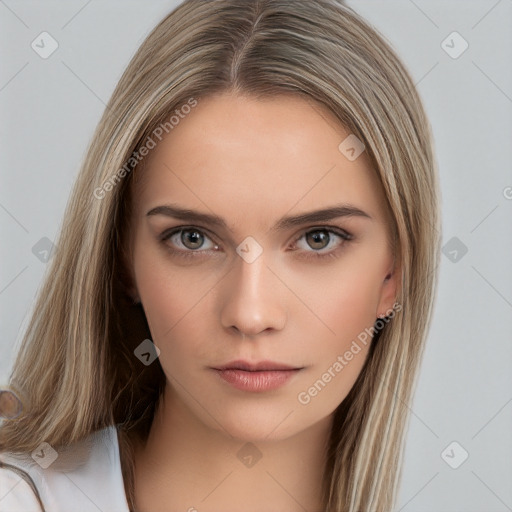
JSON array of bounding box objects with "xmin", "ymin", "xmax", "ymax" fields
[{"xmin": 128, "ymin": 91, "xmax": 398, "ymax": 441}]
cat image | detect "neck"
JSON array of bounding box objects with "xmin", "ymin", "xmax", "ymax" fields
[{"xmin": 132, "ymin": 383, "xmax": 333, "ymax": 512}]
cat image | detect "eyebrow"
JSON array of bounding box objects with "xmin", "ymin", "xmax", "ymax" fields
[{"xmin": 146, "ymin": 203, "xmax": 372, "ymax": 232}]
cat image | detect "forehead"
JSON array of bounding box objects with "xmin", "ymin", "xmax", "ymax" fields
[{"xmin": 131, "ymin": 92, "xmax": 390, "ymax": 228}]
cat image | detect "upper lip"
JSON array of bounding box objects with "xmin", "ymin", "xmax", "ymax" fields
[{"xmin": 213, "ymin": 360, "xmax": 302, "ymax": 371}]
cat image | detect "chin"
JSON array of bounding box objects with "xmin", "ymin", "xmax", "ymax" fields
[{"xmin": 204, "ymin": 402, "xmax": 309, "ymax": 444}]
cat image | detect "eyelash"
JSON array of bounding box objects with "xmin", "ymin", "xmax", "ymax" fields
[{"xmin": 159, "ymin": 226, "xmax": 353, "ymax": 261}]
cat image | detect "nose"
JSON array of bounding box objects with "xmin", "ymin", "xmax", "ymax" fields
[{"xmin": 219, "ymin": 251, "xmax": 287, "ymax": 338}]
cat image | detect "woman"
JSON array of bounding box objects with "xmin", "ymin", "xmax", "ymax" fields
[{"xmin": 0, "ymin": 0, "xmax": 440, "ymax": 510}]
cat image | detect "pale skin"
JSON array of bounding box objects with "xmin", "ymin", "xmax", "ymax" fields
[{"xmin": 126, "ymin": 91, "xmax": 399, "ymax": 512}]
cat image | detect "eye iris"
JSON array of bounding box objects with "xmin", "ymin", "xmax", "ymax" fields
[
  {"xmin": 307, "ymin": 230, "xmax": 329, "ymax": 250},
  {"xmin": 181, "ymin": 229, "xmax": 204, "ymax": 249}
]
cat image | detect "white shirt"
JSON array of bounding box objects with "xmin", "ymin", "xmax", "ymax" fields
[{"xmin": 0, "ymin": 426, "xmax": 130, "ymax": 511}]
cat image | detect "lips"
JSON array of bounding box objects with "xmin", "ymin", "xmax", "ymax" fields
[
  {"xmin": 211, "ymin": 360, "xmax": 304, "ymax": 392},
  {"xmin": 213, "ymin": 359, "xmax": 302, "ymax": 372}
]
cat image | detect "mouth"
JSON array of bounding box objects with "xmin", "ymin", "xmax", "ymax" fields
[
  {"xmin": 213, "ymin": 359, "xmax": 303, "ymax": 372},
  {"xmin": 211, "ymin": 360, "xmax": 304, "ymax": 392}
]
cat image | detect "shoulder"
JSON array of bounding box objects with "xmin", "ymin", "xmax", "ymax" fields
[
  {"xmin": 0, "ymin": 425, "xmax": 130, "ymax": 512},
  {"xmin": 0, "ymin": 463, "xmax": 43, "ymax": 511}
]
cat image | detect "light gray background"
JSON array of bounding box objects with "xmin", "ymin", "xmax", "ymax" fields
[{"xmin": 1, "ymin": 1, "xmax": 511, "ymax": 510}]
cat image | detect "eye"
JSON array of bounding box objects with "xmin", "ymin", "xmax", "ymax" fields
[
  {"xmin": 159, "ymin": 225, "xmax": 353, "ymax": 261},
  {"xmin": 160, "ymin": 227, "xmax": 219, "ymax": 257},
  {"xmin": 291, "ymin": 227, "xmax": 353, "ymax": 259}
]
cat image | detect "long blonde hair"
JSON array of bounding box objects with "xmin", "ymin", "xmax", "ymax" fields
[{"xmin": 0, "ymin": 1, "xmax": 440, "ymax": 510}]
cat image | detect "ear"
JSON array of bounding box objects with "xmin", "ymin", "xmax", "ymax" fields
[
  {"xmin": 117, "ymin": 242, "xmax": 141, "ymax": 304},
  {"xmin": 376, "ymin": 264, "xmax": 400, "ymax": 318}
]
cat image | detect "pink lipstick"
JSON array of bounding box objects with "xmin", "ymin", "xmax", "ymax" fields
[{"xmin": 212, "ymin": 360, "xmax": 303, "ymax": 392}]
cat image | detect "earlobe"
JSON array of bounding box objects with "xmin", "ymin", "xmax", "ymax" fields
[
  {"xmin": 120, "ymin": 278, "xmax": 141, "ymax": 305},
  {"xmin": 117, "ymin": 261, "xmax": 141, "ymax": 305},
  {"xmin": 376, "ymin": 269, "xmax": 399, "ymax": 318},
  {"xmin": 118, "ymin": 243, "xmax": 141, "ymax": 304},
  {"xmin": 125, "ymin": 280, "xmax": 141, "ymax": 304}
]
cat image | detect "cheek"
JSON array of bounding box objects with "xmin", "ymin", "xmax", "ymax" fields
[
  {"xmin": 290, "ymin": 248, "xmax": 387, "ymax": 346},
  {"xmin": 325, "ymin": 270, "xmax": 381, "ymax": 340},
  {"xmin": 293, "ymin": 279, "xmax": 378, "ymax": 414},
  {"xmin": 135, "ymin": 273, "xmax": 207, "ymax": 384},
  {"xmin": 289, "ymin": 249, "xmax": 386, "ymax": 403},
  {"xmin": 133, "ymin": 242, "xmax": 200, "ymax": 341}
]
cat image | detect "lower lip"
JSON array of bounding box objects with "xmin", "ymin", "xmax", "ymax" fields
[{"xmin": 213, "ymin": 369, "xmax": 301, "ymax": 392}]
